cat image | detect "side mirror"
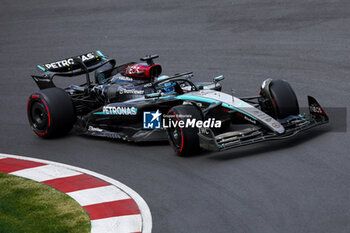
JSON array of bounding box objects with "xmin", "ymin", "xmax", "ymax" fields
[
  {"xmin": 145, "ymin": 92, "xmax": 162, "ymax": 99},
  {"xmin": 213, "ymin": 75, "xmax": 224, "ymax": 83}
]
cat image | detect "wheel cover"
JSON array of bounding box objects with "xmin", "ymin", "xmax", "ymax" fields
[
  {"xmin": 166, "ymin": 111, "xmax": 184, "ymax": 153},
  {"xmin": 168, "ymin": 127, "xmax": 182, "ymax": 150},
  {"xmin": 30, "ymin": 101, "xmax": 48, "ymax": 131}
]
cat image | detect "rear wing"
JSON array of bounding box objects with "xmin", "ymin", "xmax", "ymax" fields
[{"xmin": 32, "ymin": 51, "xmax": 115, "ymax": 89}]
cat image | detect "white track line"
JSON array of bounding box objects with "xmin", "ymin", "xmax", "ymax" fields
[
  {"xmin": 91, "ymin": 215, "xmax": 142, "ymax": 233},
  {"xmin": 11, "ymin": 164, "xmax": 82, "ymax": 182},
  {"xmin": 67, "ymin": 185, "xmax": 130, "ymax": 206},
  {"xmin": 0, "ymin": 153, "xmax": 152, "ymax": 233}
]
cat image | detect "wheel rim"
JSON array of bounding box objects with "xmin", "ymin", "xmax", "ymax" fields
[
  {"xmin": 166, "ymin": 110, "xmax": 183, "ymax": 152},
  {"xmin": 30, "ymin": 101, "xmax": 48, "ymax": 130},
  {"xmin": 169, "ymin": 127, "xmax": 182, "ymax": 149}
]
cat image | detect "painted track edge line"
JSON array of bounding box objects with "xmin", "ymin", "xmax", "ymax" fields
[{"xmin": 0, "ymin": 152, "xmax": 152, "ymax": 233}]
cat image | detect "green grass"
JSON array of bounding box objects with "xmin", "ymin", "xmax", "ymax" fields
[{"xmin": 0, "ymin": 172, "xmax": 91, "ymax": 233}]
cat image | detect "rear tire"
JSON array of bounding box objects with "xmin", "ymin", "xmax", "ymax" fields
[
  {"xmin": 260, "ymin": 79, "xmax": 299, "ymax": 119},
  {"xmin": 166, "ymin": 105, "xmax": 203, "ymax": 156},
  {"xmin": 27, "ymin": 88, "xmax": 75, "ymax": 138}
]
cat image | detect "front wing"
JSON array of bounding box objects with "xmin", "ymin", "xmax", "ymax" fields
[{"xmin": 198, "ymin": 96, "xmax": 329, "ymax": 152}]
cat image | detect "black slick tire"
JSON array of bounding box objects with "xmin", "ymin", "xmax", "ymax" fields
[
  {"xmin": 27, "ymin": 87, "xmax": 75, "ymax": 138},
  {"xmin": 261, "ymin": 79, "xmax": 299, "ymax": 119},
  {"xmin": 166, "ymin": 105, "xmax": 203, "ymax": 156}
]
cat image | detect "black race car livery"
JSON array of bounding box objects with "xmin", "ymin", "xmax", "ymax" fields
[{"xmin": 27, "ymin": 51, "xmax": 328, "ymax": 156}]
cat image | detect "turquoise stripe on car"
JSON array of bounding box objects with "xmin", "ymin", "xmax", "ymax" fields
[
  {"xmin": 96, "ymin": 50, "xmax": 107, "ymax": 61},
  {"xmin": 176, "ymin": 95, "xmax": 220, "ymax": 104},
  {"xmin": 37, "ymin": 65, "xmax": 45, "ymax": 71},
  {"xmin": 176, "ymin": 95, "xmax": 257, "ymax": 120},
  {"xmin": 96, "ymin": 50, "xmax": 104, "ymax": 57}
]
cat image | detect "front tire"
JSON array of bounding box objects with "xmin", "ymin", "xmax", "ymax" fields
[
  {"xmin": 166, "ymin": 105, "xmax": 203, "ymax": 156},
  {"xmin": 260, "ymin": 79, "xmax": 299, "ymax": 119},
  {"xmin": 27, "ymin": 88, "xmax": 75, "ymax": 138}
]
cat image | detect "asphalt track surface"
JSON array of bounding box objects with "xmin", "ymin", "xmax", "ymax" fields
[{"xmin": 1, "ymin": 1, "xmax": 349, "ymax": 232}]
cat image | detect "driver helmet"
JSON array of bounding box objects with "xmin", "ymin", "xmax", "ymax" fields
[{"xmin": 163, "ymin": 82, "xmax": 175, "ymax": 94}]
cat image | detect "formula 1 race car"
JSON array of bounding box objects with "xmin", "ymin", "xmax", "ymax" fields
[{"xmin": 27, "ymin": 51, "xmax": 328, "ymax": 156}]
